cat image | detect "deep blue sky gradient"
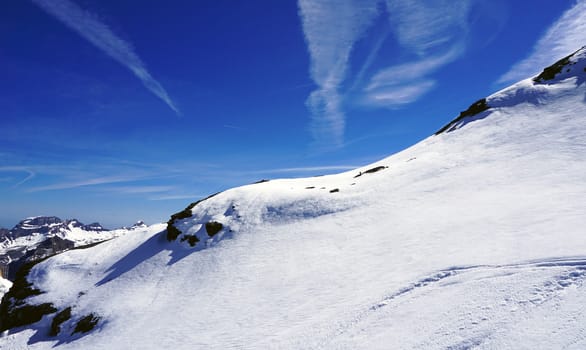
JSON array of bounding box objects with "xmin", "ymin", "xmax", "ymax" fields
[{"xmin": 0, "ymin": 0, "xmax": 578, "ymax": 228}]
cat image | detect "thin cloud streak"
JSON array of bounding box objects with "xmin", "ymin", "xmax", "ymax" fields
[
  {"xmin": 0, "ymin": 167, "xmax": 36, "ymax": 188},
  {"xmin": 363, "ymin": 46, "xmax": 462, "ymax": 108},
  {"xmin": 384, "ymin": 0, "xmax": 470, "ymax": 55},
  {"xmin": 498, "ymin": 0, "xmax": 586, "ymax": 84},
  {"xmin": 27, "ymin": 175, "xmax": 147, "ymax": 192},
  {"xmin": 350, "ymin": 26, "xmax": 391, "ymax": 92},
  {"xmin": 366, "ymin": 80, "xmax": 436, "ymax": 107},
  {"xmin": 14, "ymin": 170, "xmax": 36, "ymax": 188},
  {"xmin": 100, "ymin": 185, "xmax": 175, "ymax": 194},
  {"xmin": 298, "ymin": 0, "xmax": 380, "ymax": 148},
  {"xmin": 362, "ymin": 0, "xmax": 470, "ymax": 108},
  {"xmin": 299, "ymin": 0, "xmax": 472, "ymax": 143},
  {"xmin": 366, "ymin": 47, "xmax": 462, "ymax": 91},
  {"xmin": 31, "ymin": 0, "xmax": 180, "ymax": 115}
]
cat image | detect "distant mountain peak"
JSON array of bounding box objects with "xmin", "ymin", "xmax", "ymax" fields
[
  {"xmin": 0, "ymin": 216, "xmax": 138, "ymax": 282},
  {"xmin": 132, "ymin": 220, "xmax": 146, "ymax": 228},
  {"xmin": 5, "ymin": 216, "xmax": 107, "ymax": 241},
  {"xmin": 18, "ymin": 216, "xmax": 63, "ymax": 227}
]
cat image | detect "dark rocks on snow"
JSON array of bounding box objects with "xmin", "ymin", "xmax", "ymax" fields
[
  {"xmin": 435, "ymin": 98, "xmax": 490, "ymax": 135},
  {"xmin": 72, "ymin": 313, "xmax": 100, "ymax": 335},
  {"xmin": 354, "ymin": 166, "xmax": 388, "ymax": 178}
]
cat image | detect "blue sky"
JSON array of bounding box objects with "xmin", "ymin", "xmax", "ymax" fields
[{"xmin": 1, "ymin": 0, "xmax": 585, "ymax": 228}]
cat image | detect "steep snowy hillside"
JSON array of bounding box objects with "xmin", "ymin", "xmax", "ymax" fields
[{"xmin": 1, "ymin": 47, "xmax": 586, "ymax": 349}]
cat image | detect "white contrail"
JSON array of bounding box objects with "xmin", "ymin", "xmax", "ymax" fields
[
  {"xmin": 31, "ymin": 0, "xmax": 180, "ymax": 115},
  {"xmin": 0, "ymin": 167, "xmax": 36, "ymax": 188}
]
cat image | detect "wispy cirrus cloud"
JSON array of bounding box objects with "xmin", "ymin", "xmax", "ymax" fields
[
  {"xmin": 298, "ymin": 0, "xmax": 381, "ymax": 148},
  {"xmin": 367, "ymin": 50, "xmax": 460, "ymax": 90},
  {"xmin": 26, "ymin": 174, "xmax": 148, "ymax": 192},
  {"xmin": 298, "ymin": 0, "xmax": 471, "ymax": 147},
  {"xmin": 384, "ymin": 0, "xmax": 470, "ymax": 55},
  {"xmin": 366, "ymin": 80, "xmax": 436, "ymax": 107},
  {"xmin": 362, "ymin": 0, "xmax": 470, "ymax": 108},
  {"xmin": 1, "ymin": 156, "xmax": 220, "ymax": 199},
  {"xmin": 99, "ymin": 185, "xmax": 175, "ymax": 195},
  {"xmin": 14, "ymin": 170, "xmax": 36, "ymax": 188},
  {"xmin": 31, "ymin": 0, "xmax": 180, "ymax": 115},
  {"xmin": 0, "ymin": 166, "xmax": 36, "ymax": 188},
  {"xmin": 363, "ymin": 45, "xmax": 463, "ymax": 107},
  {"xmin": 498, "ymin": 0, "xmax": 586, "ymax": 84}
]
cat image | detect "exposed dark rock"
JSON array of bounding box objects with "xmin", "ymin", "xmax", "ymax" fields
[
  {"xmin": 0, "ymin": 257, "xmax": 56, "ymax": 332},
  {"xmin": 329, "ymin": 188, "xmax": 340, "ymax": 193},
  {"xmin": 354, "ymin": 166, "xmax": 388, "ymax": 178},
  {"xmin": 166, "ymin": 193, "xmax": 221, "ymax": 242},
  {"xmin": 27, "ymin": 236, "xmax": 75, "ymax": 262},
  {"xmin": 180, "ymin": 235, "xmax": 200, "ymax": 247},
  {"xmin": 10, "ymin": 217, "xmax": 63, "ymax": 239},
  {"xmin": 72, "ymin": 313, "xmax": 100, "ymax": 335},
  {"xmin": 533, "ymin": 52, "xmax": 574, "ymax": 82},
  {"xmin": 253, "ymin": 179, "xmax": 270, "ymax": 184},
  {"xmin": 81, "ymin": 222, "xmax": 107, "ymax": 231},
  {"xmin": 435, "ymin": 98, "xmax": 490, "ymax": 135},
  {"xmin": 4, "ymin": 237, "xmax": 75, "ymax": 280},
  {"xmin": 131, "ymin": 220, "xmax": 146, "ymax": 228},
  {"xmin": 205, "ymin": 221, "xmax": 223, "ymax": 237},
  {"xmin": 65, "ymin": 219, "xmax": 83, "ymax": 229},
  {"xmin": 0, "ymin": 228, "xmax": 9, "ymax": 241},
  {"xmin": 49, "ymin": 307, "xmax": 72, "ymax": 336},
  {"xmin": 166, "ymin": 225, "xmax": 183, "ymax": 242}
]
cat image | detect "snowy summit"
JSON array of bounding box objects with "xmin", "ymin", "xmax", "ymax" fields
[{"xmin": 1, "ymin": 47, "xmax": 586, "ymax": 349}]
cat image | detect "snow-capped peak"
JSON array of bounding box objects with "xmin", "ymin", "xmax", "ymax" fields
[{"xmin": 0, "ymin": 216, "xmax": 137, "ymax": 282}]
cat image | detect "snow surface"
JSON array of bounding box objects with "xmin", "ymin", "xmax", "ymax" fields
[
  {"xmin": 0, "ymin": 277, "xmax": 12, "ymax": 300},
  {"xmin": 1, "ymin": 49, "xmax": 586, "ymax": 349}
]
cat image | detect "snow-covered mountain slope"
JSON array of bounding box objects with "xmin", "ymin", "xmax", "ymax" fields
[{"xmin": 2, "ymin": 47, "xmax": 586, "ymax": 349}]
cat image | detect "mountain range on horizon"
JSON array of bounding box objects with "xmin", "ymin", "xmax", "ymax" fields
[
  {"xmin": 0, "ymin": 216, "xmax": 149, "ymax": 238},
  {"xmin": 0, "ymin": 216, "xmax": 146, "ymax": 283},
  {"xmin": 0, "ymin": 46, "xmax": 585, "ymax": 349}
]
